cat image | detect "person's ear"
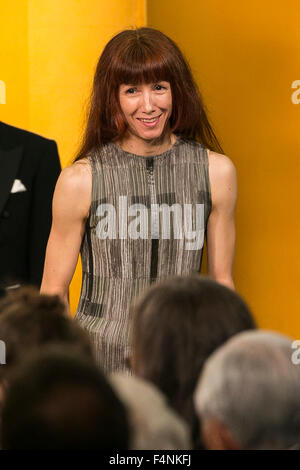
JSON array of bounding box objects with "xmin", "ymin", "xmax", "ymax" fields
[{"xmin": 201, "ymin": 418, "xmax": 241, "ymax": 450}]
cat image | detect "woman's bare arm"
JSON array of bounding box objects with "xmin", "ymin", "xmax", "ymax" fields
[
  {"xmin": 206, "ymin": 150, "xmax": 238, "ymax": 290},
  {"xmin": 40, "ymin": 160, "xmax": 92, "ymax": 309}
]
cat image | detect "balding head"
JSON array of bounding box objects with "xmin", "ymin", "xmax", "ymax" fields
[{"xmin": 194, "ymin": 330, "xmax": 300, "ymax": 450}]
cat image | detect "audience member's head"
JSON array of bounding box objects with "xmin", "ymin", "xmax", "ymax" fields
[
  {"xmin": 1, "ymin": 346, "xmax": 130, "ymax": 450},
  {"xmin": 131, "ymin": 274, "xmax": 256, "ymax": 447},
  {"xmin": 0, "ymin": 285, "xmax": 94, "ymax": 385},
  {"xmin": 110, "ymin": 372, "xmax": 191, "ymax": 450},
  {"xmin": 194, "ymin": 330, "xmax": 300, "ymax": 450}
]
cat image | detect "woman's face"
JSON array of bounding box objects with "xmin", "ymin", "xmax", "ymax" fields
[{"xmin": 118, "ymin": 81, "xmax": 172, "ymax": 140}]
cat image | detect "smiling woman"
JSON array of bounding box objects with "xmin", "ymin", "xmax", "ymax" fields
[
  {"xmin": 73, "ymin": 27, "xmax": 223, "ymax": 160},
  {"xmin": 40, "ymin": 27, "xmax": 237, "ymax": 375},
  {"xmin": 117, "ymin": 81, "xmax": 173, "ymax": 155}
]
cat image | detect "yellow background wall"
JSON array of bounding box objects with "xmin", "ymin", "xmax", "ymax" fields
[
  {"xmin": 1, "ymin": 1, "xmax": 299, "ymax": 337},
  {"xmin": 148, "ymin": 0, "xmax": 300, "ymax": 336},
  {"xmin": 0, "ymin": 1, "xmax": 29, "ymax": 125}
]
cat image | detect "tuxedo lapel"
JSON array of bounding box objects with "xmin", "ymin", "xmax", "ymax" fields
[{"xmin": 0, "ymin": 146, "xmax": 23, "ymax": 214}]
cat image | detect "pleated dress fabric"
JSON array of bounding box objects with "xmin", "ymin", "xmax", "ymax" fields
[{"xmin": 74, "ymin": 136, "xmax": 212, "ymax": 374}]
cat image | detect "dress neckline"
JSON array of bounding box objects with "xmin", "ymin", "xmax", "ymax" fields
[{"xmin": 110, "ymin": 135, "xmax": 182, "ymax": 159}]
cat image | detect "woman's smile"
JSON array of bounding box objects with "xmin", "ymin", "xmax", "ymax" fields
[{"xmin": 136, "ymin": 114, "xmax": 162, "ymax": 128}]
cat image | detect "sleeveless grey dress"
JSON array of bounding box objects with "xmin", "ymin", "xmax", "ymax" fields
[{"xmin": 75, "ymin": 136, "xmax": 211, "ymax": 374}]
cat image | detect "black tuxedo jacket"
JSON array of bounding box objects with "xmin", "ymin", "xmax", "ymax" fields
[{"xmin": 0, "ymin": 121, "xmax": 61, "ymax": 288}]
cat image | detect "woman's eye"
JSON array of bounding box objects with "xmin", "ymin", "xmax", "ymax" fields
[
  {"xmin": 155, "ymin": 85, "xmax": 165, "ymax": 91},
  {"xmin": 125, "ymin": 84, "xmax": 166, "ymax": 94}
]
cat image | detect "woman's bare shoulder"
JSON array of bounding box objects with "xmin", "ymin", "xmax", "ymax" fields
[
  {"xmin": 53, "ymin": 158, "xmax": 92, "ymax": 219},
  {"xmin": 207, "ymin": 150, "xmax": 237, "ymax": 208},
  {"xmin": 60, "ymin": 158, "xmax": 92, "ymax": 188},
  {"xmin": 207, "ymin": 150, "xmax": 237, "ymax": 181},
  {"xmin": 72, "ymin": 157, "xmax": 92, "ymax": 175},
  {"xmin": 207, "ymin": 150, "xmax": 235, "ymax": 170}
]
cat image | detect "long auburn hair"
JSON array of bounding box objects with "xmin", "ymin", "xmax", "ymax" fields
[{"xmin": 74, "ymin": 27, "xmax": 223, "ymax": 162}]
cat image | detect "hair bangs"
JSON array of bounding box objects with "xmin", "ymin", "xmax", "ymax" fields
[{"xmin": 113, "ymin": 50, "xmax": 173, "ymax": 86}]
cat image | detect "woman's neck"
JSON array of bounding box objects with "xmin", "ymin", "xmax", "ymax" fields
[{"xmin": 115, "ymin": 132, "xmax": 177, "ymax": 156}]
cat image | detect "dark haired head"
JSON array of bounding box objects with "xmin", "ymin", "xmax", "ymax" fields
[
  {"xmin": 1, "ymin": 345, "xmax": 129, "ymax": 450},
  {"xmin": 75, "ymin": 27, "xmax": 222, "ymax": 162},
  {"xmin": 131, "ymin": 274, "xmax": 256, "ymax": 448},
  {"xmin": 0, "ymin": 285, "xmax": 94, "ymax": 382}
]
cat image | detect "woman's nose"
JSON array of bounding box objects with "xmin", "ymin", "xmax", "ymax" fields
[{"xmin": 140, "ymin": 91, "xmax": 155, "ymax": 112}]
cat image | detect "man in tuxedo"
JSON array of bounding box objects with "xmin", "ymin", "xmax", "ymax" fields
[{"xmin": 0, "ymin": 121, "xmax": 61, "ymax": 289}]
